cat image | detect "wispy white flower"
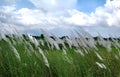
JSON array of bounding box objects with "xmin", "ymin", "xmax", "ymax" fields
[
  {"xmin": 38, "ymin": 48, "xmax": 49, "ymax": 67},
  {"xmin": 95, "ymin": 52, "xmax": 103, "ymax": 61},
  {"xmin": 11, "ymin": 46, "xmax": 21, "ymax": 61},
  {"xmin": 75, "ymin": 49, "xmax": 84, "ymax": 56},
  {"xmin": 96, "ymin": 62, "xmax": 106, "ymax": 69}
]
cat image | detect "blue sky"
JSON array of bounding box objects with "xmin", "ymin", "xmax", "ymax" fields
[
  {"xmin": 16, "ymin": 0, "xmax": 36, "ymax": 9},
  {"xmin": 1, "ymin": 0, "xmax": 106, "ymax": 12},
  {"xmin": 77, "ymin": 0, "xmax": 106, "ymax": 12},
  {"xmin": 0, "ymin": 0, "xmax": 120, "ymax": 37}
]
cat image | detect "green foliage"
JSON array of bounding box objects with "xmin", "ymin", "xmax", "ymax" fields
[{"xmin": 0, "ymin": 35, "xmax": 120, "ymax": 77}]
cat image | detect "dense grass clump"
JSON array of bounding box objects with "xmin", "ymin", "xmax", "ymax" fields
[{"xmin": 0, "ymin": 33, "xmax": 120, "ymax": 77}]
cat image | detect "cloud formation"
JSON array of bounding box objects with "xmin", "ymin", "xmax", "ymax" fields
[
  {"xmin": 14, "ymin": 0, "xmax": 120, "ymax": 27},
  {"xmin": 0, "ymin": 0, "xmax": 120, "ymax": 36}
]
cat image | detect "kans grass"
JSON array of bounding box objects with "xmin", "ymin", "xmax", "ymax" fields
[{"xmin": 0, "ymin": 31, "xmax": 120, "ymax": 77}]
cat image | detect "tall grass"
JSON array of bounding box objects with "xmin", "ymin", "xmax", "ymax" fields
[{"xmin": 0, "ymin": 32, "xmax": 120, "ymax": 77}]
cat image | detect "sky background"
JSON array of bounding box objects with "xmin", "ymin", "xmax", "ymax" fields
[{"xmin": 0, "ymin": 0, "xmax": 120, "ymax": 37}]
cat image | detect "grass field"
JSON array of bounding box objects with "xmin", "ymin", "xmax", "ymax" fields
[{"xmin": 0, "ymin": 33, "xmax": 120, "ymax": 77}]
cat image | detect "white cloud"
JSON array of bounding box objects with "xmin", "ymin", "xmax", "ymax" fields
[
  {"xmin": 15, "ymin": 8, "xmax": 43, "ymax": 25},
  {"xmin": 92, "ymin": 0, "xmax": 120, "ymax": 27},
  {"xmin": 62, "ymin": 0, "xmax": 120, "ymax": 27},
  {"xmin": 63, "ymin": 10, "xmax": 89, "ymax": 25},
  {"xmin": 0, "ymin": 0, "xmax": 120, "ymax": 36}
]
